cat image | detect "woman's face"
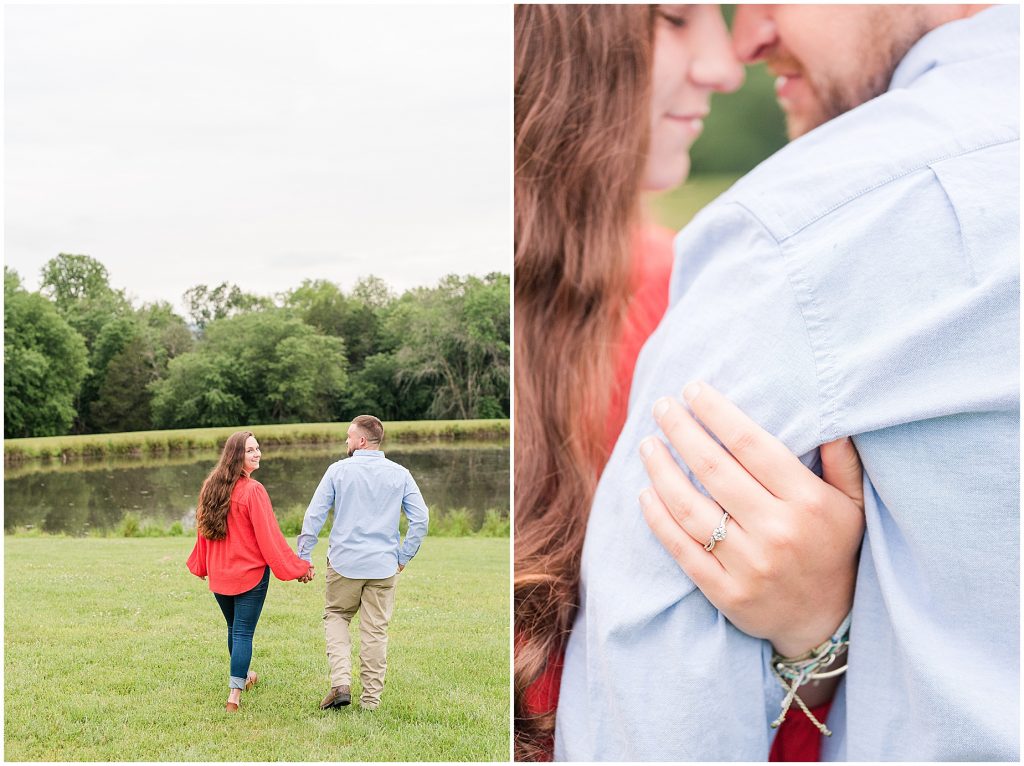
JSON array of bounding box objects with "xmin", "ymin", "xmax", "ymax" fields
[
  {"xmin": 243, "ymin": 436, "xmax": 261, "ymax": 475},
  {"xmin": 643, "ymin": 5, "xmax": 744, "ymax": 191}
]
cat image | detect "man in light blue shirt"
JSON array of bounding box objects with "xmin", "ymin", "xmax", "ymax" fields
[
  {"xmin": 298, "ymin": 414, "xmax": 428, "ymax": 711},
  {"xmin": 557, "ymin": 5, "xmax": 1018, "ymax": 761}
]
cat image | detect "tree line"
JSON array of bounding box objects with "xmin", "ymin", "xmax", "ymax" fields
[{"xmin": 5, "ymin": 254, "xmax": 509, "ymax": 438}]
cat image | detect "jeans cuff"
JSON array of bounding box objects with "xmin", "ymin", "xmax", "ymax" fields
[{"xmin": 229, "ymin": 675, "xmax": 246, "ymax": 690}]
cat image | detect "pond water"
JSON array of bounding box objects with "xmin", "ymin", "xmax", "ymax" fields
[{"xmin": 3, "ymin": 442, "xmax": 509, "ymax": 535}]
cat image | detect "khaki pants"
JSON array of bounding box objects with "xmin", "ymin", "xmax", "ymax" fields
[{"xmin": 323, "ymin": 567, "xmax": 397, "ymax": 707}]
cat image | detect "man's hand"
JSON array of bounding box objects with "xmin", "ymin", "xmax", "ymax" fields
[{"xmin": 298, "ymin": 564, "xmax": 316, "ymax": 583}]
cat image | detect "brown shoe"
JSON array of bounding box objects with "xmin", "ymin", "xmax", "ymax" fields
[
  {"xmin": 320, "ymin": 685, "xmax": 351, "ymax": 709},
  {"xmin": 225, "ymin": 702, "xmax": 239, "ymax": 712}
]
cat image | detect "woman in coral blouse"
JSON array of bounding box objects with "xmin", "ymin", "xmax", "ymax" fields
[
  {"xmin": 187, "ymin": 431, "xmax": 314, "ymax": 712},
  {"xmin": 515, "ymin": 6, "xmax": 864, "ymax": 761}
]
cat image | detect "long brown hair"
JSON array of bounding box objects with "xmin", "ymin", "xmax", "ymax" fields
[
  {"xmin": 514, "ymin": 4, "xmax": 656, "ymax": 758},
  {"xmin": 196, "ymin": 431, "xmax": 252, "ymax": 541}
]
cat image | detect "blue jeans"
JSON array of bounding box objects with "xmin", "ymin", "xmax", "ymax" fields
[{"xmin": 213, "ymin": 566, "xmax": 269, "ymax": 689}]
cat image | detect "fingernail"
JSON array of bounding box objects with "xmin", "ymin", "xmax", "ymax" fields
[
  {"xmin": 682, "ymin": 382, "xmax": 701, "ymax": 402},
  {"xmin": 652, "ymin": 398, "xmax": 671, "ymax": 419},
  {"xmin": 638, "ymin": 488, "xmax": 654, "ymax": 509},
  {"xmin": 639, "ymin": 437, "xmax": 656, "ymax": 459}
]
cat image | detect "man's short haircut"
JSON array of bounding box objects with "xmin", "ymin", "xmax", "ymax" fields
[{"xmin": 352, "ymin": 415, "xmax": 384, "ymax": 445}]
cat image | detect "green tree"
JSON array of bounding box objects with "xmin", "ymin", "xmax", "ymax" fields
[
  {"xmin": 39, "ymin": 253, "xmax": 132, "ymax": 347},
  {"xmin": 91, "ymin": 334, "xmax": 158, "ymax": 433},
  {"xmin": 342, "ymin": 352, "xmax": 432, "ymax": 421},
  {"xmin": 183, "ymin": 282, "xmax": 273, "ymax": 331},
  {"xmin": 285, "ymin": 279, "xmax": 348, "ymax": 337},
  {"xmin": 4, "ymin": 268, "xmax": 89, "ymax": 437},
  {"xmin": 90, "ymin": 303, "xmax": 194, "ymax": 433},
  {"xmin": 385, "ymin": 273, "xmax": 509, "ymax": 419},
  {"xmin": 284, "ymin": 277, "xmax": 392, "ymax": 369},
  {"xmin": 79, "ymin": 314, "xmax": 143, "ymax": 431},
  {"xmin": 138, "ymin": 301, "xmax": 195, "ymax": 362},
  {"xmin": 38, "ymin": 253, "xmax": 134, "ymax": 432},
  {"xmin": 151, "ymin": 310, "xmax": 347, "ymax": 428},
  {"xmin": 150, "ymin": 352, "xmax": 248, "ymax": 429},
  {"xmin": 351, "ymin": 275, "xmax": 395, "ymax": 311}
]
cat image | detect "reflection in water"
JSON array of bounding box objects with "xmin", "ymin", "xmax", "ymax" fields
[{"xmin": 4, "ymin": 443, "xmax": 509, "ymax": 535}]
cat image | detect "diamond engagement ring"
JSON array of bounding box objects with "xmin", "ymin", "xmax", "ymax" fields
[{"xmin": 704, "ymin": 511, "xmax": 730, "ymax": 552}]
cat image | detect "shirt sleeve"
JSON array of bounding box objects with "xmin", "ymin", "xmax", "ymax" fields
[
  {"xmin": 297, "ymin": 467, "xmax": 335, "ymax": 561},
  {"xmin": 398, "ymin": 471, "xmax": 428, "ymax": 567},
  {"xmin": 247, "ymin": 482, "xmax": 310, "ymax": 581},
  {"xmin": 186, "ymin": 529, "xmax": 208, "ymax": 578},
  {"xmin": 557, "ymin": 202, "xmax": 818, "ymax": 760}
]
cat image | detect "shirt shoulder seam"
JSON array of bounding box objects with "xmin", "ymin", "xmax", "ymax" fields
[{"xmin": 776, "ymin": 135, "xmax": 1018, "ymax": 241}]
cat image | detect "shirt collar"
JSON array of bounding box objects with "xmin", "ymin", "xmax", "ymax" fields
[
  {"xmin": 890, "ymin": 5, "xmax": 1018, "ymax": 91},
  {"xmin": 352, "ymin": 449, "xmax": 384, "ymax": 457}
]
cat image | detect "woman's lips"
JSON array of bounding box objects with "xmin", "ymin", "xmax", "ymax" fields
[{"xmin": 665, "ymin": 113, "xmax": 706, "ymax": 134}]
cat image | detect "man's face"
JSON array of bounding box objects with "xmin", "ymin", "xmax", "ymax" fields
[
  {"xmin": 732, "ymin": 5, "xmax": 931, "ymax": 139},
  {"xmin": 346, "ymin": 424, "xmax": 364, "ymax": 457}
]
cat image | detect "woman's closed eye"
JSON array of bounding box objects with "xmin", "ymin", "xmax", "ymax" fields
[{"xmin": 658, "ymin": 6, "xmax": 690, "ymax": 29}]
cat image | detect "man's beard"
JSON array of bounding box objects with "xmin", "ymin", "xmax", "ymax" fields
[
  {"xmin": 786, "ymin": 10, "xmax": 930, "ymax": 137},
  {"xmin": 348, "ymin": 446, "xmax": 355, "ymax": 457},
  {"xmin": 811, "ymin": 45, "xmax": 902, "ymax": 130}
]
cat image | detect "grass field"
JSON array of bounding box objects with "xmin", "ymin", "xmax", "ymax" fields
[
  {"xmin": 3, "ymin": 419, "xmax": 510, "ymax": 464},
  {"xmin": 647, "ymin": 172, "xmax": 742, "ymax": 232},
  {"xmin": 4, "ymin": 536, "xmax": 510, "ymax": 761}
]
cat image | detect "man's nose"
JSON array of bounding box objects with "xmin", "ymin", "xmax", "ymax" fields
[{"xmin": 732, "ymin": 5, "xmax": 778, "ymax": 64}]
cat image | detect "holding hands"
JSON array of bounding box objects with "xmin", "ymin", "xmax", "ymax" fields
[
  {"xmin": 297, "ymin": 564, "xmax": 316, "ymax": 584},
  {"xmin": 639, "ymin": 381, "xmax": 865, "ymax": 658}
]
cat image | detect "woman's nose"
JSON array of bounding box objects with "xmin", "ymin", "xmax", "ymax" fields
[{"xmin": 691, "ymin": 9, "xmax": 745, "ymax": 93}]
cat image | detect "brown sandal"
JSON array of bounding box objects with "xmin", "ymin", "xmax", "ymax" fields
[
  {"xmin": 245, "ymin": 671, "xmax": 259, "ymax": 692},
  {"xmin": 225, "ymin": 702, "xmax": 239, "ymax": 712}
]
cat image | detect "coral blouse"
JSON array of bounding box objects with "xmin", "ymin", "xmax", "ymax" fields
[
  {"xmin": 186, "ymin": 476, "xmax": 309, "ymax": 595},
  {"xmin": 604, "ymin": 225, "xmax": 678, "ymax": 452},
  {"xmin": 523, "ymin": 225, "xmax": 831, "ymax": 761}
]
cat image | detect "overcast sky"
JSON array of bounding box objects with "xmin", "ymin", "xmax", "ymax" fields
[{"xmin": 4, "ymin": 4, "xmax": 510, "ymax": 312}]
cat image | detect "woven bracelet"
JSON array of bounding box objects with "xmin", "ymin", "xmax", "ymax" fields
[{"xmin": 769, "ymin": 612, "xmax": 852, "ymax": 736}]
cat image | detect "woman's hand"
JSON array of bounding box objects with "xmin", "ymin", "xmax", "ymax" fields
[
  {"xmin": 298, "ymin": 564, "xmax": 316, "ymax": 583},
  {"xmin": 639, "ymin": 381, "xmax": 865, "ymax": 658}
]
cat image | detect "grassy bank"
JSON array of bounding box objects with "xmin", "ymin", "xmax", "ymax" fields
[
  {"xmin": 4, "ymin": 419, "xmax": 509, "ymax": 464},
  {"xmin": 5, "ymin": 506, "xmax": 510, "ymax": 539},
  {"xmin": 4, "ymin": 536, "xmax": 510, "ymax": 761},
  {"xmin": 3, "ymin": 438, "xmax": 508, "ymax": 480}
]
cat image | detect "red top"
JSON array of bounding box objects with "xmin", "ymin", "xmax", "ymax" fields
[
  {"xmin": 521, "ymin": 225, "xmax": 831, "ymax": 761},
  {"xmin": 769, "ymin": 702, "xmax": 834, "ymax": 761},
  {"xmin": 186, "ymin": 476, "xmax": 310, "ymax": 595},
  {"xmin": 604, "ymin": 224, "xmax": 676, "ymax": 452}
]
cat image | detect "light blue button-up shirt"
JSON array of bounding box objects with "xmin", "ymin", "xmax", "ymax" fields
[
  {"xmin": 556, "ymin": 7, "xmax": 1019, "ymax": 761},
  {"xmin": 298, "ymin": 449, "xmax": 428, "ymax": 579}
]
